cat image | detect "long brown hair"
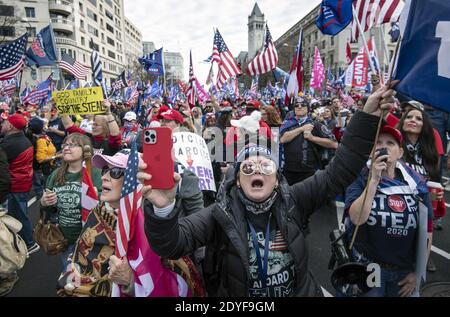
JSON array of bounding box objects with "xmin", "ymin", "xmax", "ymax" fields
[
  {"xmin": 262, "ymin": 106, "xmax": 282, "ymax": 127},
  {"xmin": 55, "ymin": 133, "xmax": 93, "ymax": 185}
]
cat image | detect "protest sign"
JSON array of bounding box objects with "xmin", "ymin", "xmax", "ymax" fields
[
  {"xmin": 173, "ymin": 132, "xmax": 216, "ymax": 192},
  {"xmin": 52, "ymin": 87, "xmax": 105, "ymax": 115}
]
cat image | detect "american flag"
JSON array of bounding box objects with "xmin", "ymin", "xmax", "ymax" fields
[
  {"xmin": 60, "ymin": 53, "xmax": 89, "ymax": 79},
  {"xmin": 250, "ymin": 75, "xmax": 259, "ymax": 96},
  {"xmin": 211, "ymin": 29, "xmax": 241, "ymax": 89},
  {"xmin": 247, "ymin": 24, "xmax": 278, "ymax": 76},
  {"xmin": 0, "ymin": 33, "xmax": 28, "ymax": 80},
  {"xmin": 270, "ymin": 231, "xmax": 288, "ymax": 251},
  {"xmin": 116, "ymin": 142, "xmax": 143, "ymax": 258},
  {"xmin": 81, "ymin": 167, "xmax": 99, "ymax": 227},
  {"xmin": 22, "ymin": 76, "xmax": 53, "ymax": 106},
  {"xmin": 186, "ymin": 50, "xmax": 196, "ymax": 107},
  {"xmin": 0, "ymin": 78, "xmax": 17, "ymax": 97},
  {"xmin": 351, "ymin": 0, "xmax": 405, "ymax": 42},
  {"xmin": 126, "ymin": 85, "xmax": 139, "ymax": 105}
]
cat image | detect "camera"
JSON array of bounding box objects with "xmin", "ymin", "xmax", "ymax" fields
[{"xmin": 144, "ymin": 129, "xmax": 157, "ymax": 144}]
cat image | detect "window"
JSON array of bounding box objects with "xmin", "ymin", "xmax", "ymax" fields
[
  {"xmin": 26, "ymin": 27, "xmax": 36, "ymax": 37},
  {"xmin": 79, "ymin": 3, "xmax": 83, "ymax": 12},
  {"xmin": 81, "ymin": 37, "xmax": 85, "ymax": 46},
  {"xmin": 88, "ymin": 24, "xmax": 98, "ymax": 37},
  {"xmin": 0, "ymin": 5, "xmax": 14, "ymax": 16},
  {"xmin": 107, "ymin": 37, "xmax": 114, "ymax": 46},
  {"xmin": 25, "ymin": 7, "xmax": 35, "ymax": 18},
  {"xmin": 322, "ymin": 40, "xmax": 326, "ymax": 49},
  {"xmin": 330, "ymin": 54, "xmax": 334, "ymax": 66},
  {"xmin": 80, "ymin": 20, "xmax": 85, "ymax": 29},
  {"xmin": 88, "ymin": 0, "xmax": 97, "ymax": 6},
  {"xmin": 106, "ymin": 23, "xmax": 114, "ymax": 33},
  {"xmin": 105, "ymin": 0, "xmax": 113, "ymax": 7},
  {"xmin": 105, "ymin": 10, "xmax": 113, "ymax": 21},
  {"xmin": 330, "ymin": 37, "xmax": 335, "ymax": 46},
  {"xmin": 87, "ymin": 9, "xmax": 97, "ymax": 22},
  {"xmin": 108, "ymin": 50, "xmax": 115, "ymax": 59},
  {"xmin": 0, "ymin": 26, "xmax": 14, "ymax": 36},
  {"xmin": 314, "ymin": 31, "xmax": 318, "ymax": 40},
  {"xmin": 102, "ymin": 47, "xmax": 105, "ymax": 54},
  {"xmin": 83, "ymin": 54, "xmax": 86, "ymax": 63}
]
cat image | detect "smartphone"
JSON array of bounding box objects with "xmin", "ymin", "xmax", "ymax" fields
[
  {"xmin": 376, "ymin": 148, "xmax": 388, "ymax": 163},
  {"xmin": 142, "ymin": 127, "xmax": 175, "ymax": 190}
]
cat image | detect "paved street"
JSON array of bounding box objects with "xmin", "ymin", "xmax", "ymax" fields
[{"xmin": 7, "ymin": 187, "xmax": 450, "ymax": 297}]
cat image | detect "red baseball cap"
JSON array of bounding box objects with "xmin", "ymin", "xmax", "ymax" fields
[
  {"xmin": 160, "ymin": 109, "xmax": 184, "ymax": 124},
  {"xmin": 246, "ymin": 100, "xmax": 261, "ymax": 110},
  {"xmin": 7, "ymin": 113, "xmax": 27, "ymax": 130},
  {"xmin": 380, "ymin": 126, "xmax": 403, "ymax": 145}
]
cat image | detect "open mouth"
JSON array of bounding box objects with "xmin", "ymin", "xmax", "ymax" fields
[
  {"xmin": 102, "ymin": 186, "xmax": 111, "ymax": 193},
  {"xmin": 251, "ymin": 179, "xmax": 264, "ymax": 189}
]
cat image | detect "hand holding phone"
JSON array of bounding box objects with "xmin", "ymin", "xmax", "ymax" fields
[
  {"xmin": 42, "ymin": 189, "xmax": 57, "ymax": 207},
  {"xmin": 142, "ymin": 127, "xmax": 175, "ymax": 190},
  {"xmin": 375, "ymin": 148, "xmax": 388, "ymax": 163}
]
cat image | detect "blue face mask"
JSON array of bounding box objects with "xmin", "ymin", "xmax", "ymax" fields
[{"xmin": 123, "ymin": 121, "xmax": 133, "ymax": 131}]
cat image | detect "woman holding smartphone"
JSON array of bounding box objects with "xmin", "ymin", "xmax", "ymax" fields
[
  {"xmin": 344, "ymin": 126, "xmax": 433, "ymax": 297},
  {"xmin": 40, "ymin": 133, "xmax": 102, "ymax": 268},
  {"xmin": 139, "ymin": 86, "xmax": 399, "ymax": 297}
]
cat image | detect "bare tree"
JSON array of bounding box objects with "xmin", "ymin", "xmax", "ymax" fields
[{"xmin": 0, "ymin": 1, "xmax": 24, "ymax": 45}]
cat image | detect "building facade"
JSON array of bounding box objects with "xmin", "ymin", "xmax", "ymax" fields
[
  {"xmin": 0, "ymin": 0, "xmax": 142, "ymax": 86},
  {"xmin": 164, "ymin": 51, "xmax": 184, "ymax": 82},
  {"xmin": 124, "ymin": 17, "xmax": 142, "ymax": 70},
  {"xmin": 274, "ymin": 3, "xmax": 398, "ymax": 88},
  {"xmin": 142, "ymin": 41, "xmax": 155, "ymax": 55}
]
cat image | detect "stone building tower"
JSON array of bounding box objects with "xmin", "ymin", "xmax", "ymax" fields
[{"xmin": 248, "ymin": 3, "xmax": 265, "ymax": 60}]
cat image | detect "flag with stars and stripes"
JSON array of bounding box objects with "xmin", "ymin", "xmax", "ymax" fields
[
  {"xmin": 60, "ymin": 52, "xmax": 90, "ymax": 80},
  {"xmin": 116, "ymin": 142, "xmax": 143, "ymax": 258},
  {"xmin": 0, "ymin": 78, "xmax": 17, "ymax": 97},
  {"xmin": 186, "ymin": 50, "xmax": 197, "ymax": 107},
  {"xmin": 0, "ymin": 33, "xmax": 28, "ymax": 80},
  {"xmin": 22, "ymin": 76, "xmax": 53, "ymax": 106},
  {"xmin": 211, "ymin": 29, "xmax": 241, "ymax": 89},
  {"xmin": 247, "ymin": 24, "xmax": 278, "ymax": 76}
]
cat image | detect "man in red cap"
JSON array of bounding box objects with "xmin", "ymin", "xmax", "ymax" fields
[
  {"xmin": 159, "ymin": 108, "xmax": 184, "ymax": 131},
  {"xmin": 0, "ymin": 113, "xmax": 39, "ymax": 255}
]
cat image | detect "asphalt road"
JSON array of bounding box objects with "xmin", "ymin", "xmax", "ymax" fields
[{"xmin": 7, "ymin": 188, "xmax": 450, "ymax": 297}]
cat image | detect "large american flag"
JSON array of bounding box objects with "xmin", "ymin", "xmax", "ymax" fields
[
  {"xmin": 351, "ymin": 0, "xmax": 405, "ymax": 42},
  {"xmin": 0, "ymin": 34, "xmax": 28, "ymax": 80},
  {"xmin": 60, "ymin": 53, "xmax": 90, "ymax": 79},
  {"xmin": 247, "ymin": 24, "xmax": 278, "ymax": 76},
  {"xmin": 186, "ymin": 50, "xmax": 196, "ymax": 107},
  {"xmin": 22, "ymin": 76, "xmax": 53, "ymax": 106},
  {"xmin": 211, "ymin": 29, "xmax": 241, "ymax": 89},
  {"xmin": 116, "ymin": 142, "xmax": 143, "ymax": 258}
]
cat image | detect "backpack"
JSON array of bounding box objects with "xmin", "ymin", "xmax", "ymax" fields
[{"xmin": 0, "ymin": 209, "xmax": 28, "ymax": 274}]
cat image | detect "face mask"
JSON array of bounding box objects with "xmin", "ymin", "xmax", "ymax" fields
[{"xmin": 124, "ymin": 122, "xmax": 133, "ymax": 131}]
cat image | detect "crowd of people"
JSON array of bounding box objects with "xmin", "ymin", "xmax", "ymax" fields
[{"xmin": 0, "ymin": 76, "xmax": 448, "ymax": 297}]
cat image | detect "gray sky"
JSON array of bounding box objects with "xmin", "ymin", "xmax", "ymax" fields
[{"xmin": 124, "ymin": 0, "xmax": 322, "ymax": 82}]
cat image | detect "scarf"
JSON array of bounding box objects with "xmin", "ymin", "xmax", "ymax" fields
[{"xmin": 237, "ymin": 189, "xmax": 278, "ymax": 215}]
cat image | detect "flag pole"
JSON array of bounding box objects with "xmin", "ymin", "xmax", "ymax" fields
[
  {"xmin": 378, "ymin": 26, "xmax": 392, "ymax": 76},
  {"xmin": 351, "ymin": 4, "xmax": 377, "ymax": 75}
]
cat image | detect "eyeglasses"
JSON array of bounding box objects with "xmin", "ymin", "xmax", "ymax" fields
[
  {"xmin": 295, "ymin": 104, "xmax": 307, "ymax": 108},
  {"xmin": 240, "ymin": 160, "xmax": 277, "ymax": 176},
  {"xmin": 61, "ymin": 143, "xmax": 81, "ymax": 149},
  {"xmin": 101, "ymin": 166, "xmax": 125, "ymax": 179}
]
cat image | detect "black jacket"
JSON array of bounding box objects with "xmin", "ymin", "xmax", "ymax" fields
[
  {"xmin": 0, "ymin": 147, "xmax": 11, "ymax": 203},
  {"xmin": 144, "ymin": 111, "xmax": 380, "ymax": 297}
]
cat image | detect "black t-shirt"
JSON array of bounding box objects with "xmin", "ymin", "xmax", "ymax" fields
[
  {"xmin": 47, "ymin": 117, "xmax": 66, "ymax": 150},
  {"xmin": 246, "ymin": 211, "xmax": 296, "ymax": 297},
  {"xmin": 281, "ymin": 119, "xmax": 333, "ymax": 172}
]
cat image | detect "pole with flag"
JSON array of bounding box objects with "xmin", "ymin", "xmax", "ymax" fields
[
  {"xmin": 285, "ymin": 29, "xmax": 303, "ymax": 105},
  {"xmin": 186, "ymin": 50, "xmax": 196, "ymax": 108}
]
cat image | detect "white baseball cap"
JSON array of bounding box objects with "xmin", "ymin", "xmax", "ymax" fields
[{"xmin": 123, "ymin": 111, "xmax": 137, "ymax": 121}]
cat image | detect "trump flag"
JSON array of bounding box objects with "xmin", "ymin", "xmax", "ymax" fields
[{"xmin": 394, "ymin": 0, "xmax": 450, "ymax": 112}]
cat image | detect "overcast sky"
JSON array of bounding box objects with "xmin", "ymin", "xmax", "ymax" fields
[{"xmin": 124, "ymin": 0, "xmax": 321, "ymax": 82}]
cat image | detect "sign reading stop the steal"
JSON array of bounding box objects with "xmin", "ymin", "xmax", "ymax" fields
[{"xmin": 52, "ymin": 87, "xmax": 105, "ymax": 115}]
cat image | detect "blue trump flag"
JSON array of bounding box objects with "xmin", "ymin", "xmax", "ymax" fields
[
  {"xmin": 316, "ymin": 0, "xmax": 353, "ymax": 36},
  {"xmin": 26, "ymin": 25, "xmax": 58, "ymax": 67},
  {"xmin": 394, "ymin": 0, "xmax": 450, "ymax": 112},
  {"xmin": 139, "ymin": 48, "xmax": 165, "ymax": 76}
]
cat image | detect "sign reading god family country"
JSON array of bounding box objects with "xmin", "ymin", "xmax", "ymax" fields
[
  {"xmin": 173, "ymin": 132, "xmax": 216, "ymax": 192},
  {"xmin": 52, "ymin": 87, "xmax": 105, "ymax": 115}
]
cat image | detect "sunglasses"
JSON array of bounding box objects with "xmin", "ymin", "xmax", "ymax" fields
[
  {"xmin": 101, "ymin": 166, "xmax": 125, "ymax": 179},
  {"xmin": 295, "ymin": 103, "xmax": 307, "ymax": 108},
  {"xmin": 240, "ymin": 160, "xmax": 277, "ymax": 176}
]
